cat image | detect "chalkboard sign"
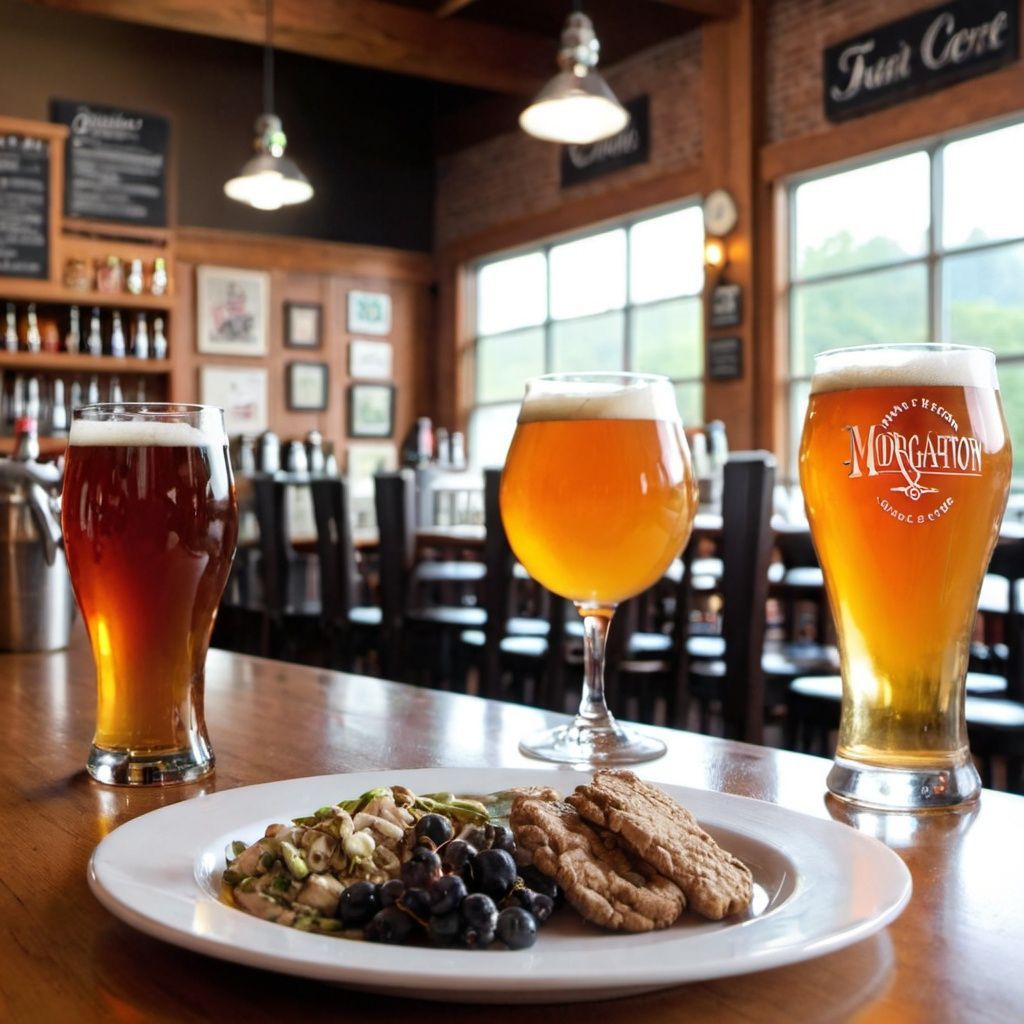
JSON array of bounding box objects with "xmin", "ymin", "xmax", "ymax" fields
[
  {"xmin": 708, "ymin": 336, "xmax": 743, "ymax": 381},
  {"xmin": 0, "ymin": 134, "xmax": 49, "ymax": 279},
  {"xmin": 561, "ymin": 96, "xmax": 649, "ymax": 188},
  {"xmin": 51, "ymin": 100, "xmax": 169, "ymax": 227}
]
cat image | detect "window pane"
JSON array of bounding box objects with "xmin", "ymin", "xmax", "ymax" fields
[
  {"xmin": 550, "ymin": 229, "xmax": 626, "ymax": 319},
  {"xmin": 476, "ymin": 327, "xmax": 545, "ymax": 403},
  {"xmin": 987, "ymin": 362, "xmax": 1024, "ymax": 480},
  {"xmin": 674, "ymin": 382, "xmax": 703, "ymax": 427},
  {"xmin": 943, "ymin": 243, "xmax": 1024, "ymax": 357},
  {"xmin": 943, "ymin": 123, "xmax": 1024, "ymax": 250},
  {"xmin": 551, "ymin": 312, "xmax": 624, "ymax": 373},
  {"xmin": 791, "ymin": 264, "xmax": 928, "ymax": 377},
  {"xmin": 632, "ymin": 298, "xmax": 702, "ymax": 378},
  {"xmin": 630, "ymin": 207, "xmax": 704, "ymax": 302},
  {"xmin": 793, "ymin": 152, "xmax": 930, "ymax": 280},
  {"xmin": 468, "ymin": 403, "xmax": 520, "ymax": 471},
  {"xmin": 477, "ymin": 252, "xmax": 547, "ymax": 335}
]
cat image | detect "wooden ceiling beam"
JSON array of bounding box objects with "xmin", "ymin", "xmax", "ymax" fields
[
  {"xmin": 649, "ymin": 0, "xmax": 739, "ymax": 17},
  {"xmin": 28, "ymin": 0, "xmax": 552, "ymax": 94},
  {"xmin": 435, "ymin": 0, "xmax": 479, "ymax": 17}
]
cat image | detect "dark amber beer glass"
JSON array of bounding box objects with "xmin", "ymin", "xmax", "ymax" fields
[
  {"xmin": 501, "ymin": 373, "xmax": 697, "ymax": 764},
  {"xmin": 62, "ymin": 405, "xmax": 238, "ymax": 785},
  {"xmin": 800, "ymin": 345, "xmax": 1011, "ymax": 810}
]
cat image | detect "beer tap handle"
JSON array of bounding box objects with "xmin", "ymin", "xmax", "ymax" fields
[{"xmin": 27, "ymin": 481, "xmax": 62, "ymax": 567}]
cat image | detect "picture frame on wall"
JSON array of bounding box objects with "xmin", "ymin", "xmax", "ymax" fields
[
  {"xmin": 284, "ymin": 302, "xmax": 322, "ymax": 349},
  {"xmin": 346, "ymin": 441, "xmax": 399, "ymax": 480},
  {"xmin": 199, "ymin": 364, "xmax": 268, "ymax": 436},
  {"xmin": 286, "ymin": 361, "xmax": 329, "ymax": 412},
  {"xmin": 348, "ymin": 383, "xmax": 395, "ymax": 438},
  {"xmin": 348, "ymin": 338, "xmax": 393, "ymax": 380},
  {"xmin": 347, "ymin": 290, "xmax": 392, "ymax": 335},
  {"xmin": 195, "ymin": 266, "xmax": 269, "ymax": 356}
]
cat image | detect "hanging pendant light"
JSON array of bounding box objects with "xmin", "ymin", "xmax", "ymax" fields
[
  {"xmin": 519, "ymin": 6, "xmax": 629, "ymax": 146},
  {"xmin": 224, "ymin": 0, "xmax": 313, "ymax": 211}
]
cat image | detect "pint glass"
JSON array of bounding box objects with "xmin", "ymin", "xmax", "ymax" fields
[
  {"xmin": 62, "ymin": 404, "xmax": 238, "ymax": 785},
  {"xmin": 800, "ymin": 344, "xmax": 1011, "ymax": 810}
]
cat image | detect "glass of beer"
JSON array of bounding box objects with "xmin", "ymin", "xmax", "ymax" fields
[
  {"xmin": 800, "ymin": 344, "xmax": 1011, "ymax": 810},
  {"xmin": 500, "ymin": 372, "xmax": 697, "ymax": 764},
  {"xmin": 62, "ymin": 404, "xmax": 238, "ymax": 785}
]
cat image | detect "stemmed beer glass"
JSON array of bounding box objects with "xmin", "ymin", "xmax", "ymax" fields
[{"xmin": 500, "ymin": 373, "xmax": 697, "ymax": 764}]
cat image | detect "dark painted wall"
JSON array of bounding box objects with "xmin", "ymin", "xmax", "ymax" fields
[{"xmin": 0, "ymin": 0, "xmax": 436, "ymax": 251}]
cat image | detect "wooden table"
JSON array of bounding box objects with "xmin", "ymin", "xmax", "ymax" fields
[{"xmin": 2, "ymin": 636, "xmax": 1022, "ymax": 1023}]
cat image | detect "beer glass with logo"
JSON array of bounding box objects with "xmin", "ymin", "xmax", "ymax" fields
[
  {"xmin": 500, "ymin": 373, "xmax": 697, "ymax": 763},
  {"xmin": 800, "ymin": 344, "xmax": 1011, "ymax": 810},
  {"xmin": 62, "ymin": 404, "xmax": 238, "ymax": 785}
]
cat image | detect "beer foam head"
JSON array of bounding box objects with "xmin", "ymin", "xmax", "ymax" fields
[
  {"xmin": 70, "ymin": 415, "xmax": 226, "ymax": 448},
  {"xmin": 517, "ymin": 374, "xmax": 680, "ymax": 423},
  {"xmin": 811, "ymin": 344, "xmax": 998, "ymax": 394}
]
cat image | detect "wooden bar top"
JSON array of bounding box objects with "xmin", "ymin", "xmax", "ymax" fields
[{"xmin": 1, "ymin": 633, "xmax": 1022, "ymax": 1022}]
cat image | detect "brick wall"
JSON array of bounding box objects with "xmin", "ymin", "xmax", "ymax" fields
[{"xmin": 435, "ymin": 30, "xmax": 703, "ymax": 251}]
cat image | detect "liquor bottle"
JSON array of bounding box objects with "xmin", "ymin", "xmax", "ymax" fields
[
  {"xmin": 109, "ymin": 375, "xmax": 124, "ymax": 405},
  {"xmin": 25, "ymin": 305, "xmax": 41, "ymax": 354},
  {"xmin": 135, "ymin": 378, "xmax": 147, "ymax": 403},
  {"xmin": 65, "ymin": 306, "xmax": 81, "ymax": 355},
  {"xmin": 3, "ymin": 303, "xmax": 17, "ymax": 352},
  {"xmin": 126, "ymin": 259, "xmax": 144, "ymax": 295},
  {"xmin": 151, "ymin": 257, "xmax": 168, "ymax": 296},
  {"xmin": 305, "ymin": 430, "xmax": 325, "ymax": 475},
  {"xmin": 12, "ymin": 416, "xmax": 39, "ymax": 462},
  {"xmin": 110, "ymin": 312, "xmax": 126, "ymax": 358},
  {"xmin": 323, "ymin": 441, "xmax": 339, "ymax": 477},
  {"xmin": 132, "ymin": 313, "xmax": 149, "ymax": 359},
  {"xmin": 86, "ymin": 309, "xmax": 103, "ymax": 356},
  {"xmin": 11, "ymin": 376, "xmax": 25, "ymax": 423},
  {"xmin": 25, "ymin": 377, "xmax": 41, "ymax": 421},
  {"xmin": 50, "ymin": 379, "xmax": 68, "ymax": 437},
  {"xmin": 152, "ymin": 316, "xmax": 168, "ymax": 360},
  {"xmin": 70, "ymin": 380, "xmax": 83, "ymax": 414},
  {"xmin": 87, "ymin": 375, "xmax": 100, "ymax": 406}
]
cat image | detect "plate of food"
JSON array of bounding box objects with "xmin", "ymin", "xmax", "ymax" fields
[{"xmin": 88, "ymin": 767, "xmax": 911, "ymax": 1002}]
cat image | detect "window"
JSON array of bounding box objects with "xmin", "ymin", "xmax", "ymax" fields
[
  {"xmin": 786, "ymin": 120, "xmax": 1024, "ymax": 477},
  {"xmin": 467, "ymin": 205, "xmax": 705, "ymax": 468}
]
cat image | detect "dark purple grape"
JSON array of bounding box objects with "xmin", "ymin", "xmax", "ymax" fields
[
  {"xmin": 496, "ymin": 907, "xmax": 537, "ymax": 950},
  {"xmin": 441, "ymin": 839, "xmax": 476, "ymax": 874},
  {"xmin": 460, "ymin": 892, "xmax": 498, "ymax": 931},
  {"xmin": 415, "ymin": 813, "xmax": 454, "ymax": 848},
  {"xmin": 460, "ymin": 924, "xmax": 495, "ymax": 950},
  {"xmin": 400, "ymin": 887, "xmax": 432, "ymax": 923},
  {"xmin": 339, "ymin": 880, "xmax": 380, "ymax": 927},
  {"xmin": 430, "ymin": 874, "xmax": 467, "ymax": 916},
  {"xmin": 488, "ymin": 824, "xmax": 515, "ymax": 854},
  {"xmin": 519, "ymin": 865, "xmax": 562, "ymax": 905},
  {"xmin": 427, "ymin": 911, "xmax": 460, "ymax": 945},
  {"xmin": 466, "ymin": 848, "xmax": 517, "ymax": 901},
  {"xmin": 504, "ymin": 888, "xmax": 554, "ymax": 924},
  {"xmin": 379, "ymin": 878, "xmax": 405, "ymax": 908},
  {"xmin": 402, "ymin": 846, "xmax": 442, "ymax": 888},
  {"xmin": 364, "ymin": 906, "xmax": 414, "ymax": 944}
]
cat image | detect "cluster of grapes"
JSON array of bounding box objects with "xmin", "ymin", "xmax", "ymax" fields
[{"xmin": 337, "ymin": 813, "xmax": 559, "ymax": 950}]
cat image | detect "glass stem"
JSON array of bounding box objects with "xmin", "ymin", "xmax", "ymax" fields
[{"xmin": 575, "ymin": 606, "xmax": 617, "ymax": 730}]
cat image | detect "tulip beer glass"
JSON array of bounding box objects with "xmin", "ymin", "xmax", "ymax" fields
[
  {"xmin": 62, "ymin": 404, "xmax": 238, "ymax": 785},
  {"xmin": 800, "ymin": 345, "xmax": 1011, "ymax": 810},
  {"xmin": 501, "ymin": 373, "xmax": 697, "ymax": 764}
]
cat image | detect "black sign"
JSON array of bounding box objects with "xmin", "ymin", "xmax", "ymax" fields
[
  {"xmin": 561, "ymin": 96, "xmax": 649, "ymax": 188},
  {"xmin": 0, "ymin": 134, "xmax": 49, "ymax": 280},
  {"xmin": 708, "ymin": 336, "xmax": 743, "ymax": 382},
  {"xmin": 51, "ymin": 100, "xmax": 169, "ymax": 227},
  {"xmin": 825, "ymin": 0, "xmax": 1017, "ymax": 122},
  {"xmin": 710, "ymin": 283, "xmax": 743, "ymax": 329}
]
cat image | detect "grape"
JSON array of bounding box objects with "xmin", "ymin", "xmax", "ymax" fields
[
  {"xmin": 488, "ymin": 824, "xmax": 515, "ymax": 854},
  {"xmin": 504, "ymin": 888, "xmax": 554, "ymax": 923},
  {"xmin": 379, "ymin": 878, "xmax": 405, "ymax": 908},
  {"xmin": 415, "ymin": 813, "xmax": 454, "ymax": 848},
  {"xmin": 364, "ymin": 906, "xmax": 414, "ymax": 944},
  {"xmin": 427, "ymin": 911, "xmax": 460, "ymax": 946},
  {"xmin": 401, "ymin": 887, "xmax": 432, "ymax": 922},
  {"xmin": 466, "ymin": 848, "xmax": 517, "ymax": 901},
  {"xmin": 460, "ymin": 925, "xmax": 495, "ymax": 950},
  {"xmin": 460, "ymin": 892, "xmax": 498, "ymax": 931},
  {"xmin": 339, "ymin": 880, "xmax": 380, "ymax": 927},
  {"xmin": 430, "ymin": 874, "xmax": 467, "ymax": 916},
  {"xmin": 402, "ymin": 846, "xmax": 442, "ymax": 888},
  {"xmin": 519, "ymin": 865, "xmax": 562, "ymax": 905},
  {"xmin": 441, "ymin": 839, "xmax": 476, "ymax": 874},
  {"xmin": 496, "ymin": 907, "xmax": 537, "ymax": 950}
]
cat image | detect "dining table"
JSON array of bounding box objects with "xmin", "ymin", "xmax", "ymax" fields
[{"xmin": 2, "ymin": 631, "xmax": 1022, "ymax": 1023}]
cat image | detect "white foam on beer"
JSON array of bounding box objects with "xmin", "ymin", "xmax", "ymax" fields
[
  {"xmin": 810, "ymin": 345, "xmax": 998, "ymax": 394},
  {"xmin": 69, "ymin": 419, "xmax": 225, "ymax": 448},
  {"xmin": 518, "ymin": 379, "xmax": 680, "ymax": 422}
]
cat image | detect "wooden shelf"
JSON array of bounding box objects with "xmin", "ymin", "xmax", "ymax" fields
[
  {"xmin": 0, "ymin": 436, "xmax": 66, "ymax": 458},
  {"xmin": 0, "ymin": 278, "xmax": 173, "ymax": 311},
  {"xmin": 0, "ymin": 352, "xmax": 171, "ymax": 375}
]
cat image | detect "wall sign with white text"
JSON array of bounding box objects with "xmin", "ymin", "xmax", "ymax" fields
[
  {"xmin": 560, "ymin": 96, "xmax": 649, "ymax": 188},
  {"xmin": 824, "ymin": 0, "xmax": 1018, "ymax": 122}
]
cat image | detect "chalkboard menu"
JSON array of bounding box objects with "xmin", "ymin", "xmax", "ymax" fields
[
  {"xmin": 0, "ymin": 134, "xmax": 49, "ymax": 279},
  {"xmin": 51, "ymin": 100, "xmax": 169, "ymax": 227}
]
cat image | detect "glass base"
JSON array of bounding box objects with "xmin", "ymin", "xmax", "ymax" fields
[
  {"xmin": 826, "ymin": 753, "xmax": 981, "ymax": 811},
  {"xmin": 88, "ymin": 744, "xmax": 214, "ymax": 786},
  {"xmin": 519, "ymin": 720, "xmax": 666, "ymax": 766}
]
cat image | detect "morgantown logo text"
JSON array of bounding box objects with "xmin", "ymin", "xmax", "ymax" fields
[{"xmin": 843, "ymin": 397, "xmax": 982, "ymax": 524}]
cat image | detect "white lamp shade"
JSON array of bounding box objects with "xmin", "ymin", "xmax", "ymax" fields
[
  {"xmin": 224, "ymin": 153, "xmax": 313, "ymax": 211},
  {"xmin": 519, "ymin": 70, "xmax": 630, "ymax": 145}
]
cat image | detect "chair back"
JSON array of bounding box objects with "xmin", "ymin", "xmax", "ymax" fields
[
  {"xmin": 987, "ymin": 534, "xmax": 1024, "ymax": 701},
  {"xmin": 478, "ymin": 468, "xmax": 513, "ymax": 697},
  {"xmin": 719, "ymin": 451, "xmax": 777, "ymax": 744},
  {"xmin": 310, "ymin": 477, "xmax": 357, "ymax": 627},
  {"xmin": 373, "ymin": 471, "xmax": 416, "ymax": 677},
  {"xmin": 251, "ymin": 475, "xmax": 289, "ymax": 619}
]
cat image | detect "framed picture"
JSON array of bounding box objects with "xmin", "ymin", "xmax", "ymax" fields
[
  {"xmin": 284, "ymin": 302, "xmax": 321, "ymax": 349},
  {"xmin": 347, "ymin": 290, "xmax": 392, "ymax": 336},
  {"xmin": 199, "ymin": 365, "xmax": 268, "ymax": 436},
  {"xmin": 286, "ymin": 361, "xmax": 329, "ymax": 411},
  {"xmin": 346, "ymin": 441, "xmax": 399, "ymax": 480},
  {"xmin": 348, "ymin": 383, "xmax": 395, "ymax": 438},
  {"xmin": 196, "ymin": 266, "xmax": 269, "ymax": 356},
  {"xmin": 348, "ymin": 338, "xmax": 393, "ymax": 380}
]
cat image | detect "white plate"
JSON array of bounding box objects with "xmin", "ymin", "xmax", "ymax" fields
[{"xmin": 88, "ymin": 767, "xmax": 911, "ymax": 1003}]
